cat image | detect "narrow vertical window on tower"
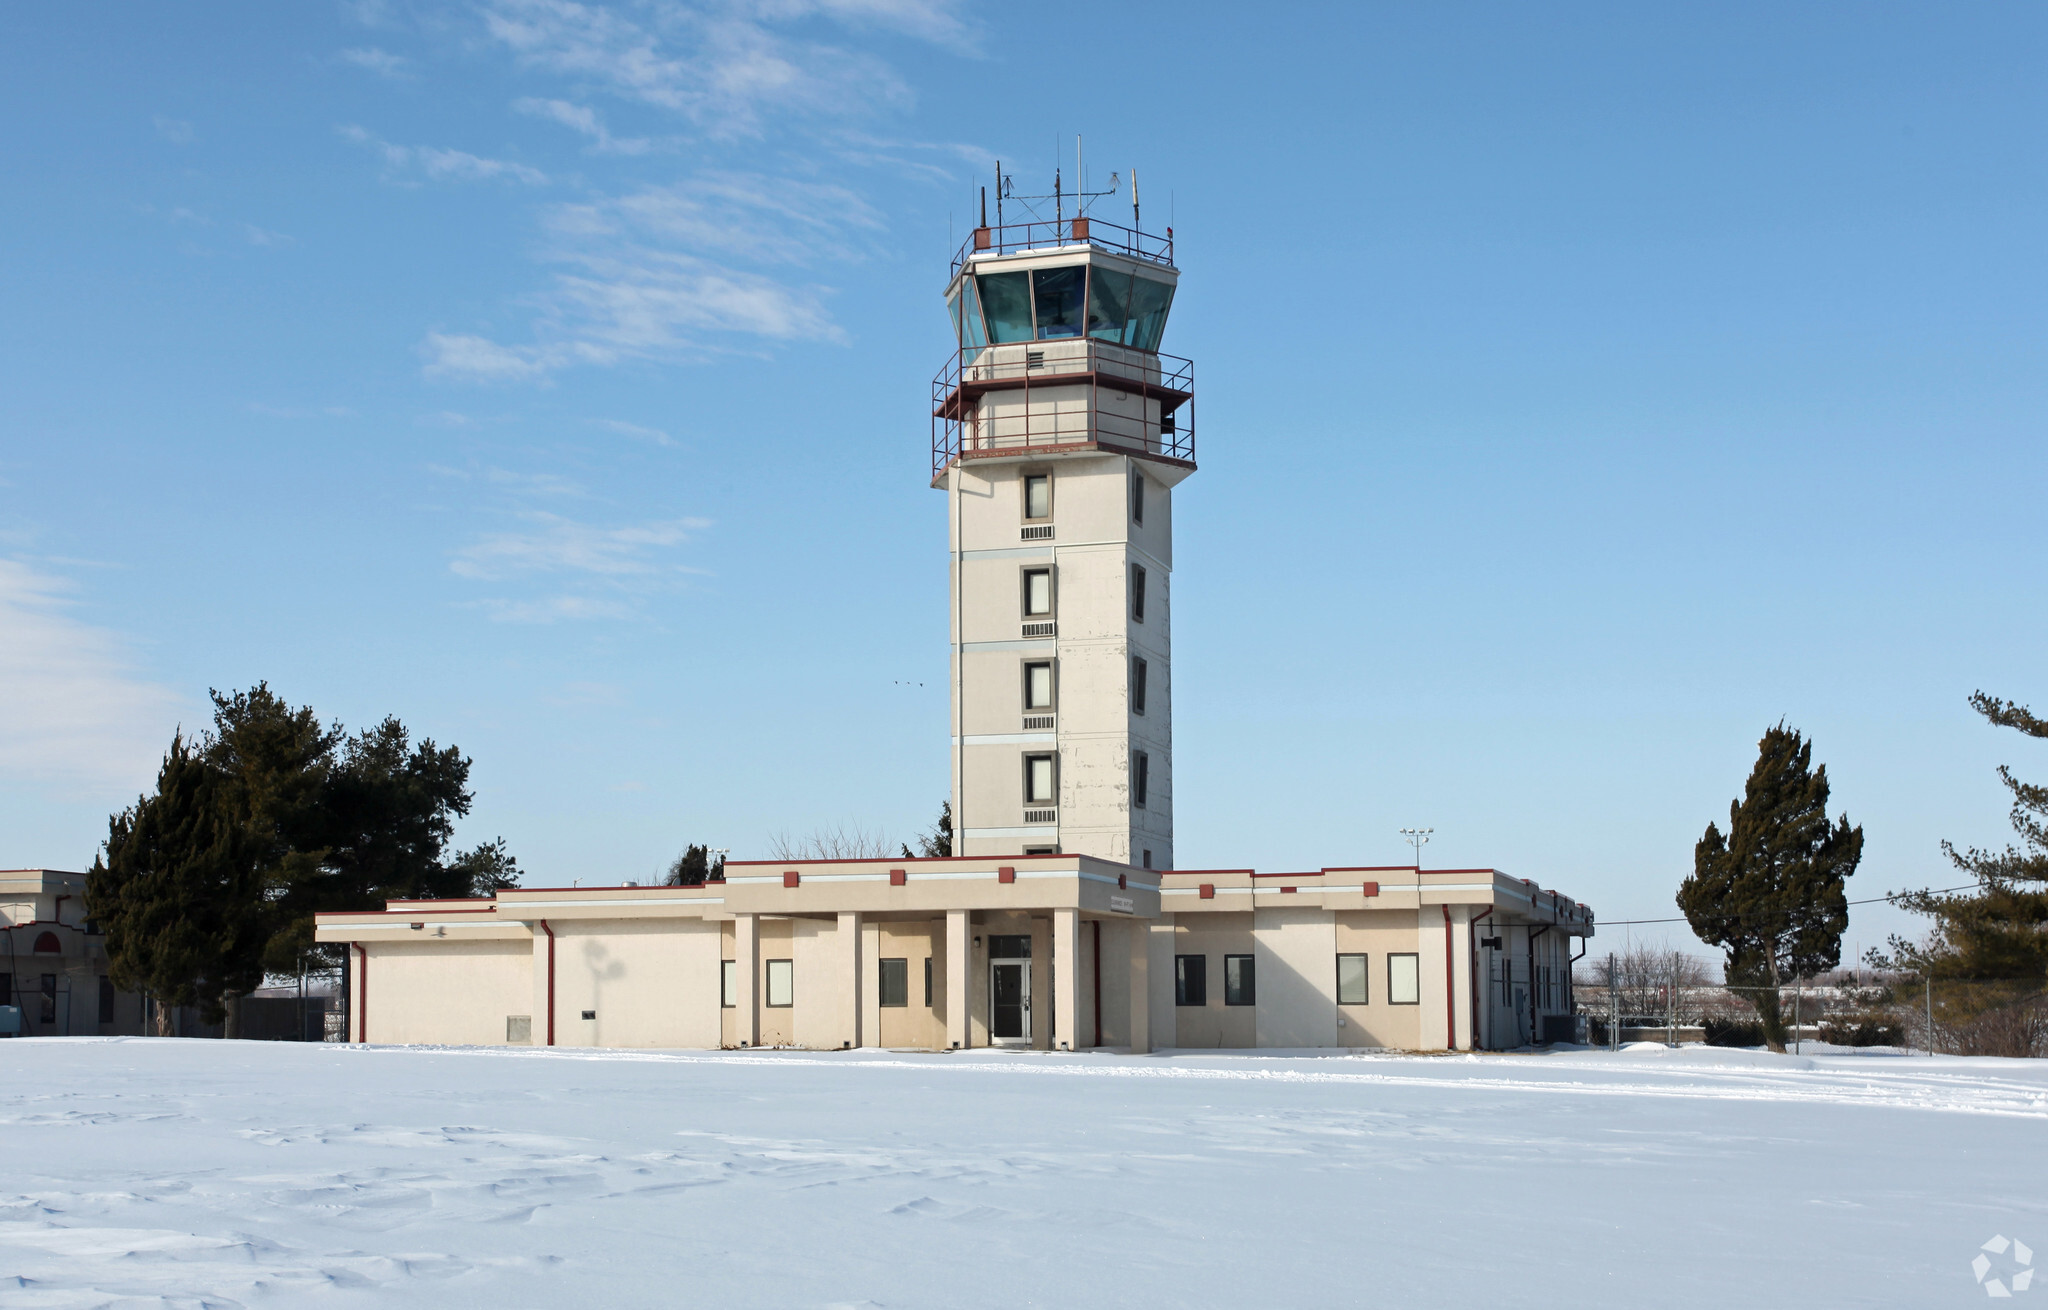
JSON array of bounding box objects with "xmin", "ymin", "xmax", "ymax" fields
[
  {"xmin": 1024, "ymin": 661, "xmax": 1054, "ymax": 711},
  {"xmin": 1130, "ymin": 469, "xmax": 1145, "ymax": 524},
  {"xmin": 1133, "ymin": 750, "xmax": 1149, "ymax": 809},
  {"xmin": 1022, "ymin": 568, "xmax": 1053, "ymax": 617},
  {"xmin": 1130, "ymin": 656, "xmax": 1147, "ymax": 716},
  {"xmin": 1130, "ymin": 564, "xmax": 1146, "ymax": 623},
  {"xmin": 1023, "ymin": 473, "xmax": 1051, "ymax": 520},
  {"xmin": 1023, "ymin": 753, "xmax": 1057, "ymax": 806}
]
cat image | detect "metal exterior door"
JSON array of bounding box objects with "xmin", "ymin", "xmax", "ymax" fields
[{"xmin": 990, "ymin": 962, "xmax": 1028, "ymax": 1040}]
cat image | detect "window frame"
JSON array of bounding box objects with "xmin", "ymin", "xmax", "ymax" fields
[
  {"xmin": 923, "ymin": 956, "xmax": 934, "ymax": 1007},
  {"xmin": 878, "ymin": 957, "xmax": 909, "ymax": 1008},
  {"xmin": 721, "ymin": 960, "xmax": 738, "ymax": 1008},
  {"xmin": 1336, "ymin": 953, "xmax": 1370, "ymax": 1006},
  {"xmin": 1023, "ymin": 659, "xmax": 1055, "ymax": 712},
  {"xmin": 1130, "ymin": 563, "xmax": 1146, "ymax": 623},
  {"xmin": 1022, "ymin": 566, "xmax": 1055, "ymax": 619},
  {"xmin": 1224, "ymin": 954, "xmax": 1256, "ymax": 1006},
  {"xmin": 765, "ymin": 958, "xmax": 794, "ymax": 1009},
  {"xmin": 1130, "ymin": 655, "xmax": 1147, "ymax": 716},
  {"xmin": 1131, "ymin": 469, "xmax": 1145, "ymax": 524},
  {"xmin": 1388, "ymin": 952, "xmax": 1421, "ymax": 1006},
  {"xmin": 1021, "ymin": 470, "xmax": 1052, "ymax": 522},
  {"xmin": 1133, "ymin": 750, "xmax": 1149, "ymax": 809},
  {"xmin": 1174, "ymin": 954, "xmax": 1208, "ymax": 1007},
  {"xmin": 1023, "ymin": 752, "xmax": 1058, "ymax": 805}
]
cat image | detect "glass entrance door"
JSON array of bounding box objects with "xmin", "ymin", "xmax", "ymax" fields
[{"xmin": 987, "ymin": 934, "xmax": 1032, "ymax": 1044}]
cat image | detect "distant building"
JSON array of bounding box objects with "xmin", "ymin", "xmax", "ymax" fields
[
  {"xmin": 318, "ymin": 206, "xmax": 1596, "ymax": 1052},
  {"xmin": 0, "ymin": 869, "xmax": 150, "ymax": 1036}
]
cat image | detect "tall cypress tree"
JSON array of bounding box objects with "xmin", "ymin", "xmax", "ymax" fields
[
  {"xmin": 1678, "ymin": 724, "xmax": 1864, "ymax": 1051},
  {"xmin": 88, "ymin": 734, "xmax": 269, "ymax": 1033}
]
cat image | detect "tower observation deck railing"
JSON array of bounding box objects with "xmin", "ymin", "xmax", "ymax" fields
[
  {"xmin": 931, "ymin": 339, "xmax": 1194, "ymax": 482},
  {"xmin": 950, "ymin": 216, "xmax": 1174, "ymax": 278}
]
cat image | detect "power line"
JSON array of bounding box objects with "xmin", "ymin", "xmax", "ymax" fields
[{"xmin": 1596, "ymin": 883, "xmax": 1984, "ymax": 928}]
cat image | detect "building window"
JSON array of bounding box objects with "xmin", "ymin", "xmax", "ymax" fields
[
  {"xmin": 1024, "ymin": 660, "xmax": 1054, "ymax": 711},
  {"xmin": 1142, "ymin": 848, "xmax": 1152, "ymax": 869},
  {"xmin": 721, "ymin": 961, "xmax": 738, "ymax": 1007},
  {"xmin": 1224, "ymin": 954, "xmax": 1255, "ymax": 1006},
  {"xmin": 40, "ymin": 974, "xmax": 56, "ymax": 1025},
  {"xmin": 1133, "ymin": 751, "xmax": 1149, "ymax": 809},
  {"xmin": 1130, "ymin": 564, "xmax": 1146, "ymax": 623},
  {"xmin": 1337, "ymin": 953, "xmax": 1369, "ymax": 1006},
  {"xmin": 879, "ymin": 958, "xmax": 909, "ymax": 1008},
  {"xmin": 1388, "ymin": 953, "xmax": 1420, "ymax": 1006},
  {"xmin": 924, "ymin": 957, "xmax": 934, "ymax": 1007},
  {"xmin": 1130, "ymin": 656, "xmax": 1147, "ymax": 715},
  {"xmin": 1131, "ymin": 469, "xmax": 1145, "ymax": 524},
  {"xmin": 1022, "ymin": 845, "xmax": 1058, "ymax": 855},
  {"xmin": 98, "ymin": 976, "xmax": 115, "ymax": 1024},
  {"xmin": 1023, "ymin": 567, "xmax": 1053, "ymax": 618},
  {"xmin": 765, "ymin": 959, "xmax": 794, "ymax": 1008},
  {"xmin": 989, "ymin": 934, "xmax": 1031, "ymax": 959},
  {"xmin": 0, "ymin": 972, "xmax": 10, "ymax": 1007},
  {"xmin": 1023, "ymin": 473, "xmax": 1051, "ymax": 520},
  {"xmin": 1024, "ymin": 753, "xmax": 1057, "ymax": 805},
  {"xmin": 1175, "ymin": 955, "xmax": 1207, "ymax": 1007}
]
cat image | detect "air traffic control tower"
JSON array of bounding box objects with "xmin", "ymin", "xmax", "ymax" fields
[{"xmin": 933, "ymin": 175, "xmax": 1192, "ymax": 870}]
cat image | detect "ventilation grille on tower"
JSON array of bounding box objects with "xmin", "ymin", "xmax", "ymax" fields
[
  {"xmin": 1020, "ymin": 524, "xmax": 1054, "ymax": 541},
  {"xmin": 1021, "ymin": 715, "xmax": 1055, "ymax": 732},
  {"xmin": 1023, "ymin": 809, "xmax": 1057, "ymax": 825},
  {"xmin": 1021, "ymin": 621, "xmax": 1056, "ymax": 639}
]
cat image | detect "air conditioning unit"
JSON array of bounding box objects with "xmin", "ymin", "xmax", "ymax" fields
[{"xmin": 1540, "ymin": 1015, "xmax": 1587, "ymax": 1046}]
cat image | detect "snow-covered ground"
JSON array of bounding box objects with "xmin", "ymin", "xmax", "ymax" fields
[{"xmin": 3, "ymin": 1039, "xmax": 2044, "ymax": 1308}]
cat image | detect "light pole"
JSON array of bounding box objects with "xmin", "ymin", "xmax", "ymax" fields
[
  {"xmin": 710, "ymin": 848, "xmax": 730, "ymax": 882},
  {"xmin": 1399, "ymin": 827, "xmax": 1433, "ymax": 871}
]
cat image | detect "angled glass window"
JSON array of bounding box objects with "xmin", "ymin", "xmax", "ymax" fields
[
  {"xmin": 977, "ymin": 271, "xmax": 1034, "ymax": 343},
  {"xmin": 1130, "ymin": 564, "xmax": 1146, "ymax": 623},
  {"xmin": 959, "ymin": 275, "xmax": 987, "ymax": 354},
  {"xmin": 1125, "ymin": 276, "xmax": 1175, "ymax": 351},
  {"xmin": 1130, "ymin": 469, "xmax": 1145, "ymax": 523},
  {"xmin": 1087, "ymin": 266, "xmax": 1132, "ymax": 342},
  {"xmin": 1337, "ymin": 953, "xmax": 1369, "ymax": 1006},
  {"xmin": 1031, "ymin": 265, "xmax": 1087, "ymax": 339},
  {"xmin": 1130, "ymin": 656, "xmax": 1147, "ymax": 716},
  {"xmin": 1175, "ymin": 954, "xmax": 1207, "ymax": 1007},
  {"xmin": 1133, "ymin": 750, "xmax": 1149, "ymax": 808}
]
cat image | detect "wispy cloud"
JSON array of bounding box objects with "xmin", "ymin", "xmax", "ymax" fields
[
  {"xmin": 339, "ymin": 46, "xmax": 414, "ymax": 78},
  {"xmin": 590, "ymin": 418, "xmax": 675, "ymax": 446},
  {"xmin": 514, "ymin": 96, "xmax": 651, "ymax": 154},
  {"xmin": 0, "ymin": 558, "xmax": 185, "ymax": 795},
  {"xmin": 243, "ymin": 223, "xmax": 293, "ymax": 248},
  {"xmin": 452, "ymin": 511, "xmax": 707, "ymax": 580},
  {"xmin": 153, "ymin": 114, "xmax": 194, "ymax": 144},
  {"xmin": 477, "ymin": 0, "xmax": 974, "ymax": 136},
  {"xmin": 340, "ymin": 124, "xmax": 549, "ymax": 185}
]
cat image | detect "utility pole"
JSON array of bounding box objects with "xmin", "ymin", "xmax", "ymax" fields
[
  {"xmin": 1608, "ymin": 953, "xmax": 1619, "ymax": 1051},
  {"xmin": 1926, "ymin": 976, "xmax": 1935, "ymax": 1058},
  {"xmin": 1794, "ymin": 978, "xmax": 1803, "ymax": 1055}
]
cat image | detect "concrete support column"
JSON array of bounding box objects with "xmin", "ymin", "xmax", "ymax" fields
[
  {"xmin": 945, "ymin": 909, "xmax": 971, "ymax": 1050},
  {"xmin": 1052, "ymin": 909, "xmax": 1079, "ymax": 1052},
  {"xmin": 734, "ymin": 913, "xmax": 760, "ymax": 1048},
  {"xmin": 1127, "ymin": 920, "xmax": 1151, "ymax": 1055},
  {"xmin": 860, "ymin": 919, "xmax": 883, "ymax": 1048},
  {"xmin": 837, "ymin": 911, "xmax": 862, "ymax": 1049}
]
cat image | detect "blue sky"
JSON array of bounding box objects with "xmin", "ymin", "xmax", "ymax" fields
[{"xmin": 4, "ymin": 2, "xmax": 2045, "ymax": 960}]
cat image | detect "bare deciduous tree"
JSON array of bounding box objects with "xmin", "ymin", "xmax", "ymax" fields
[
  {"xmin": 766, "ymin": 822, "xmax": 895, "ymax": 862},
  {"xmin": 1579, "ymin": 944, "xmax": 1718, "ymax": 1024}
]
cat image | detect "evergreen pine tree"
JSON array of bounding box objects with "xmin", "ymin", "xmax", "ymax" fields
[
  {"xmin": 903, "ymin": 801, "xmax": 953, "ymax": 858},
  {"xmin": 666, "ymin": 844, "xmax": 711, "ymax": 887},
  {"xmin": 1880, "ymin": 692, "xmax": 2048, "ymax": 980},
  {"xmin": 87, "ymin": 734, "xmax": 269, "ymax": 1033},
  {"xmin": 1678, "ymin": 724, "xmax": 1864, "ymax": 1051}
]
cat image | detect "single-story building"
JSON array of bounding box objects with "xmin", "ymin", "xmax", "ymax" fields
[{"xmin": 315, "ymin": 855, "xmax": 1594, "ymax": 1052}]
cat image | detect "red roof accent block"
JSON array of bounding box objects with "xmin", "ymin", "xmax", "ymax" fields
[
  {"xmin": 998, "ymin": 866, "xmax": 1015, "ymax": 884},
  {"xmin": 1360, "ymin": 882, "xmax": 1380, "ymax": 897},
  {"xmin": 1199, "ymin": 883, "xmax": 1215, "ymax": 899},
  {"xmin": 889, "ymin": 868, "xmax": 907, "ymax": 886},
  {"xmin": 783, "ymin": 871, "xmax": 801, "ymax": 888}
]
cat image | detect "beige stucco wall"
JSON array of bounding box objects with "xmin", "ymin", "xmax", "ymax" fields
[
  {"xmin": 1252, "ymin": 907, "xmax": 1339, "ymax": 1048},
  {"xmin": 366, "ymin": 939, "xmax": 530, "ymax": 1046},
  {"xmin": 549, "ymin": 918, "xmax": 721, "ymax": 1050},
  {"xmin": 1160, "ymin": 912, "xmax": 1257, "ymax": 1049},
  {"xmin": 1332, "ymin": 911, "xmax": 1429, "ymax": 1049}
]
